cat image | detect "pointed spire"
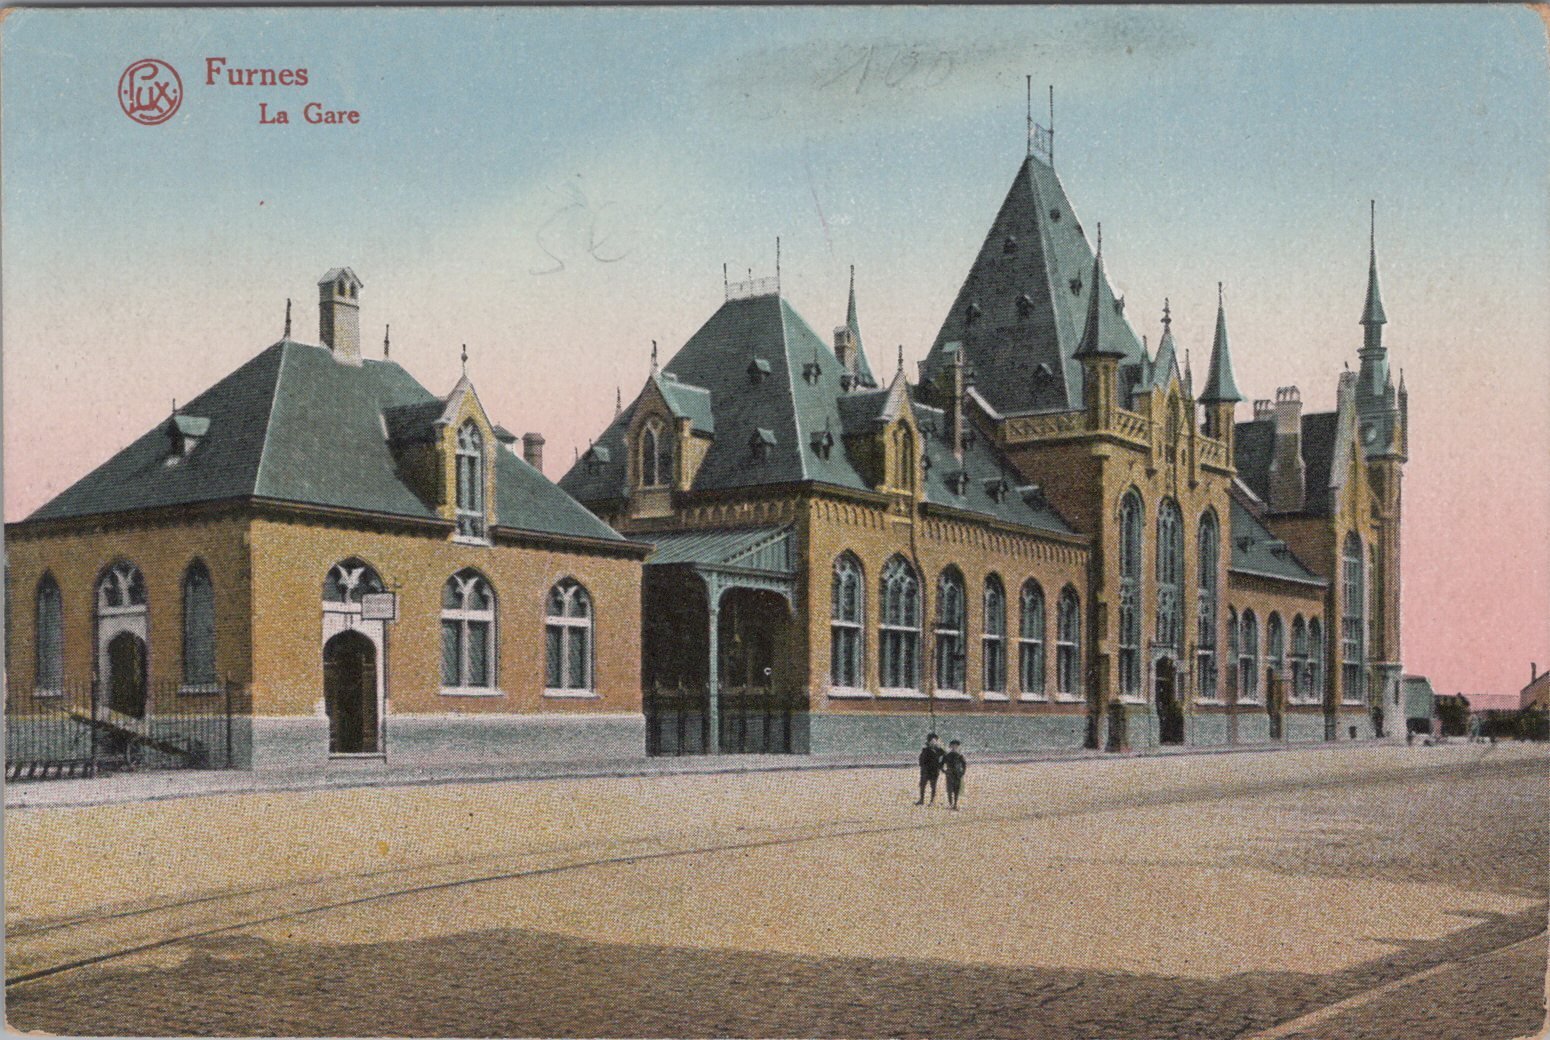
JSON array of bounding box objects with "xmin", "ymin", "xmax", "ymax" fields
[
  {"xmin": 847, "ymin": 265, "xmax": 858, "ymax": 328},
  {"xmin": 1074, "ymin": 223, "xmax": 1125, "ymax": 359},
  {"xmin": 1362, "ymin": 199, "xmax": 1387, "ymax": 329},
  {"xmin": 1184, "ymin": 349, "xmax": 1194, "ymax": 398},
  {"xmin": 283, "ymin": 298, "xmax": 292, "ymax": 339},
  {"xmin": 1200, "ymin": 281, "xmax": 1243, "ymax": 404},
  {"xmin": 383, "ymin": 324, "xmax": 390, "ymax": 359}
]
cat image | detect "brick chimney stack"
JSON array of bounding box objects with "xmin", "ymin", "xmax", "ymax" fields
[
  {"xmin": 318, "ymin": 268, "xmax": 363, "ymax": 366},
  {"xmin": 1268, "ymin": 386, "xmax": 1305, "ymax": 513},
  {"xmin": 522, "ymin": 432, "xmax": 545, "ymax": 474}
]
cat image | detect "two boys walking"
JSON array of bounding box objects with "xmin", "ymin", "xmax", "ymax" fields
[{"xmin": 915, "ymin": 732, "xmax": 967, "ymax": 810}]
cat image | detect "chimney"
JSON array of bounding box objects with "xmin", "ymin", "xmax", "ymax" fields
[
  {"xmin": 1267, "ymin": 386, "xmax": 1305, "ymax": 513},
  {"xmin": 948, "ymin": 344, "xmax": 966, "ymax": 463},
  {"xmin": 1534, "ymin": 662, "xmax": 1540, "ymax": 683},
  {"xmin": 522, "ymin": 432, "xmax": 545, "ymax": 473},
  {"xmin": 1252, "ymin": 399, "xmax": 1273, "ymax": 421},
  {"xmin": 318, "ymin": 268, "xmax": 363, "ymax": 366}
]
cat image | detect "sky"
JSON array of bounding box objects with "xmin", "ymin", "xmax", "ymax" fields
[{"xmin": 3, "ymin": 5, "xmax": 1547, "ymax": 699}]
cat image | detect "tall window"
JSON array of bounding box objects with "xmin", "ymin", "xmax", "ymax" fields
[
  {"xmin": 442, "ymin": 569, "xmax": 495, "ymax": 690},
  {"xmin": 181, "ymin": 561, "xmax": 217, "ymax": 688},
  {"xmin": 1266, "ymin": 613, "xmax": 1285, "ymax": 694},
  {"xmin": 1239, "ymin": 609, "xmax": 1259, "ymax": 702},
  {"xmin": 1056, "ymin": 587, "xmax": 1081, "ymax": 698},
  {"xmin": 934, "ymin": 568, "xmax": 966, "ymax": 692},
  {"xmin": 1156, "ymin": 499, "xmax": 1183, "ymax": 651},
  {"xmin": 1309, "ymin": 618, "xmax": 1324, "ymax": 704},
  {"xmin": 455, "ymin": 421, "xmax": 486, "ymax": 539},
  {"xmin": 830, "ymin": 554, "xmax": 864, "ymax": 689},
  {"xmin": 1228, "ymin": 607, "xmax": 1239, "ymax": 693},
  {"xmin": 1019, "ymin": 580, "xmax": 1046, "ymax": 699},
  {"xmin": 983, "ymin": 576, "xmax": 1007, "ymax": 694},
  {"xmin": 1342, "ymin": 533, "xmax": 1365, "ymax": 703},
  {"xmin": 1118, "ymin": 490, "xmax": 1144, "ymax": 698},
  {"xmin": 546, "ymin": 579, "xmax": 593, "ymax": 692},
  {"xmin": 1197, "ymin": 510, "xmax": 1220, "ymax": 701},
  {"xmin": 1290, "ymin": 616, "xmax": 1309, "ymax": 703},
  {"xmin": 34, "ymin": 574, "xmax": 63, "ymax": 693},
  {"xmin": 641, "ymin": 420, "xmax": 673, "ymax": 488},
  {"xmin": 879, "ymin": 556, "xmax": 920, "ymax": 690}
]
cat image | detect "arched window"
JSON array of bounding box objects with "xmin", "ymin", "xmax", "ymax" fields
[
  {"xmin": 830, "ymin": 554, "xmax": 864, "ymax": 690},
  {"xmin": 1342, "ymin": 533, "xmax": 1365, "ymax": 703},
  {"xmin": 1118, "ymin": 490, "xmax": 1144, "ymax": 698},
  {"xmin": 1291, "ymin": 616, "xmax": 1309, "ymax": 703},
  {"xmin": 455, "ymin": 421, "xmax": 487, "ymax": 539},
  {"xmin": 546, "ymin": 579, "xmax": 592, "ymax": 692},
  {"xmin": 879, "ymin": 556, "xmax": 920, "ymax": 690},
  {"xmin": 323, "ymin": 559, "xmax": 384, "ymax": 605},
  {"xmin": 1197, "ymin": 510, "xmax": 1220, "ymax": 701},
  {"xmin": 34, "ymin": 574, "xmax": 63, "ymax": 694},
  {"xmin": 442, "ymin": 569, "xmax": 495, "ymax": 690},
  {"xmin": 891, "ymin": 427, "xmax": 915, "ymax": 490},
  {"xmin": 1056, "ymin": 587, "xmax": 1081, "ymax": 698},
  {"xmin": 1309, "ymin": 618, "xmax": 1324, "ymax": 704},
  {"xmin": 1228, "ymin": 607, "xmax": 1239, "ymax": 676},
  {"xmin": 1267, "ymin": 612, "xmax": 1285, "ymax": 690},
  {"xmin": 983, "ymin": 575, "xmax": 1007, "ymax": 695},
  {"xmin": 934, "ymin": 568, "xmax": 966, "ymax": 693},
  {"xmin": 181, "ymin": 561, "xmax": 217, "ymax": 688},
  {"xmin": 640, "ymin": 421, "xmax": 673, "ymax": 489},
  {"xmin": 1239, "ymin": 609, "xmax": 1259, "ymax": 702},
  {"xmin": 97, "ymin": 561, "xmax": 147, "ymax": 611},
  {"xmin": 1156, "ymin": 499, "xmax": 1183, "ymax": 651},
  {"xmin": 1019, "ymin": 580, "xmax": 1046, "ymax": 699}
]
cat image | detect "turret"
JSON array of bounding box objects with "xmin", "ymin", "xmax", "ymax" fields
[
  {"xmin": 1199, "ymin": 282, "xmax": 1243, "ymax": 456},
  {"xmin": 1072, "ymin": 225, "xmax": 1127, "ymax": 428},
  {"xmin": 1358, "ymin": 201, "xmax": 1392, "ymax": 407}
]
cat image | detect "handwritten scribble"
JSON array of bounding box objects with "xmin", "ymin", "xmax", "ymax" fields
[{"xmin": 530, "ymin": 176, "xmax": 631, "ymax": 276}]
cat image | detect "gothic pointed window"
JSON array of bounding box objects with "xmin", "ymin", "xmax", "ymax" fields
[
  {"xmin": 1056, "ymin": 586, "xmax": 1082, "ymax": 699},
  {"xmin": 1196, "ymin": 510, "xmax": 1220, "ymax": 701},
  {"xmin": 323, "ymin": 558, "xmax": 384, "ymax": 606},
  {"xmin": 1267, "ymin": 612, "xmax": 1285, "ymax": 698},
  {"xmin": 1239, "ymin": 609, "xmax": 1259, "ymax": 703},
  {"xmin": 1019, "ymin": 580, "xmax": 1046, "ymax": 699},
  {"xmin": 1290, "ymin": 616, "xmax": 1309, "ymax": 703},
  {"xmin": 34, "ymin": 573, "xmax": 62, "ymax": 694},
  {"xmin": 455, "ymin": 421, "xmax": 487, "ymax": 539},
  {"xmin": 983, "ymin": 575, "xmax": 1006, "ymax": 695},
  {"xmin": 934, "ymin": 568, "xmax": 966, "ymax": 693},
  {"xmin": 546, "ymin": 579, "xmax": 593, "ymax": 692},
  {"xmin": 181, "ymin": 560, "xmax": 217, "ymax": 689},
  {"xmin": 1309, "ymin": 618, "xmax": 1324, "ymax": 704},
  {"xmin": 879, "ymin": 556, "xmax": 920, "ymax": 691},
  {"xmin": 640, "ymin": 420, "xmax": 673, "ymax": 489},
  {"xmin": 830, "ymin": 554, "xmax": 864, "ymax": 690},
  {"xmin": 1342, "ymin": 533, "xmax": 1365, "ymax": 704},
  {"xmin": 442, "ymin": 569, "xmax": 495, "ymax": 691},
  {"xmin": 1155, "ymin": 499, "xmax": 1183, "ymax": 652},
  {"xmin": 1118, "ymin": 490, "xmax": 1144, "ymax": 698}
]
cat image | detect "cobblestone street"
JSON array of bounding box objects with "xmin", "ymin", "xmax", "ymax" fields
[{"xmin": 6, "ymin": 743, "xmax": 1547, "ymax": 1038}]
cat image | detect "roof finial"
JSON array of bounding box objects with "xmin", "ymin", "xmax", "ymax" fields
[
  {"xmin": 896, "ymin": 343, "xmax": 905, "ymax": 376},
  {"xmin": 1095, "ymin": 222, "xmax": 1102, "ymax": 259},
  {"xmin": 1370, "ymin": 198, "xmax": 1376, "ymax": 259},
  {"xmin": 171, "ymin": 397, "xmax": 177, "ymax": 415},
  {"xmin": 650, "ymin": 339, "xmax": 659, "ymax": 376},
  {"xmin": 1026, "ymin": 74, "xmax": 1033, "ymax": 159},
  {"xmin": 1162, "ymin": 297, "xmax": 1171, "ymax": 329},
  {"xmin": 461, "ymin": 343, "xmax": 468, "ymax": 375},
  {"xmin": 615, "ymin": 386, "xmax": 623, "ymax": 417},
  {"xmin": 1048, "ymin": 84, "xmax": 1055, "ymax": 167},
  {"xmin": 723, "ymin": 262, "xmax": 729, "ymax": 298},
  {"xmin": 283, "ymin": 298, "xmax": 291, "ymax": 339},
  {"xmin": 383, "ymin": 324, "xmax": 390, "ymax": 359},
  {"xmin": 775, "ymin": 236, "xmax": 781, "ymax": 291},
  {"xmin": 1218, "ymin": 281, "xmax": 1224, "ymax": 307}
]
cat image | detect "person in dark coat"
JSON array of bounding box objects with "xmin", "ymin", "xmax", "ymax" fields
[
  {"xmin": 915, "ymin": 733, "xmax": 945, "ymax": 805},
  {"xmin": 943, "ymin": 739, "xmax": 967, "ymax": 810}
]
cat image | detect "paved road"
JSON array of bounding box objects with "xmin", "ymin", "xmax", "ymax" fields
[{"xmin": 6, "ymin": 743, "xmax": 1547, "ymax": 1038}]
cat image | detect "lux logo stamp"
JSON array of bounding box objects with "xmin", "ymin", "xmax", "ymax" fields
[{"xmin": 117, "ymin": 58, "xmax": 182, "ymax": 125}]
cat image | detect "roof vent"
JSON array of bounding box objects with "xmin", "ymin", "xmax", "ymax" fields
[
  {"xmin": 164, "ymin": 414, "xmax": 210, "ymax": 463},
  {"xmin": 1033, "ymin": 363, "xmax": 1053, "ymax": 381},
  {"xmin": 946, "ymin": 470, "xmax": 970, "ymax": 496},
  {"xmin": 802, "ymin": 360, "xmax": 822, "ymax": 384},
  {"xmin": 1069, "ymin": 277, "xmax": 1083, "ymax": 296},
  {"xmin": 1003, "ymin": 236, "xmax": 1018, "ymax": 255},
  {"xmin": 747, "ymin": 358, "xmax": 772, "ymax": 384},
  {"xmin": 749, "ymin": 427, "xmax": 777, "ymax": 459},
  {"xmin": 582, "ymin": 444, "xmax": 611, "ymax": 474},
  {"xmin": 964, "ymin": 301, "xmax": 982, "ymax": 326},
  {"xmin": 1018, "ymin": 484, "xmax": 1046, "ymax": 509},
  {"xmin": 984, "ymin": 477, "xmax": 1010, "ymax": 502},
  {"xmin": 810, "ymin": 429, "xmax": 834, "ymax": 459},
  {"xmin": 1016, "ymin": 293, "xmax": 1034, "ymax": 318},
  {"xmin": 1113, "ymin": 296, "xmax": 1125, "ymax": 315},
  {"xmin": 1049, "ymin": 208, "xmax": 1062, "ymax": 222}
]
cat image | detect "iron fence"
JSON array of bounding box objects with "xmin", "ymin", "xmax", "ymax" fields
[
  {"xmin": 644, "ymin": 683, "xmax": 809, "ymax": 756},
  {"xmin": 5, "ymin": 679, "xmax": 252, "ymax": 781}
]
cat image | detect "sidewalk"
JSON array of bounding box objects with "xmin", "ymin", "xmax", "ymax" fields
[{"xmin": 1, "ymin": 735, "xmax": 1422, "ymax": 812}]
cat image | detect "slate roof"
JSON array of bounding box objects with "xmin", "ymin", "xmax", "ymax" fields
[
  {"xmin": 26, "ymin": 339, "xmax": 624, "ymax": 544},
  {"xmin": 643, "ymin": 525, "xmax": 794, "ymax": 571},
  {"xmin": 920, "ymin": 156, "xmax": 1147, "ymax": 415},
  {"xmin": 1228, "ymin": 498, "xmax": 1324, "ymax": 586},
  {"xmin": 559, "ymin": 293, "xmax": 1077, "ymax": 538},
  {"xmin": 1233, "ymin": 411, "xmax": 1340, "ymax": 516}
]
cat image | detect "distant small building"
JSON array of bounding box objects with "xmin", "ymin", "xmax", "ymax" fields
[
  {"xmin": 1400, "ymin": 674, "xmax": 1435, "ymax": 731},
  {"xmin": 1522, "ymin": 664, "xmax": 1550, "ymax": 711}
]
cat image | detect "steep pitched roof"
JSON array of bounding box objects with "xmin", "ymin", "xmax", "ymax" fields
[
  {"xmin": 1227, "ymin": 498, "xmax": 1324, "ymax": 585},
  {"xmin": 26, "ymin": 339, "xmax": 623, "ymax": 543},
  {"xmin": 559, "ymin": 292, "xmax": 1077, "ymax": 537},
  {"xmin": 920, "ymin": 157, "xmax": 1147, "ymax": 415},
  {"xmin": 845, "ymin": 267, "xmax": 878, "ymax": 388},
  {"xmin": 1233, "ymin": 410, "xmax": 1340, "ymax": 516}
]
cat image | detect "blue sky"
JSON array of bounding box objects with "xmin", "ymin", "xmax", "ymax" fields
[{"xmin": 3, "ymin": 5, "xmax": 1547, "ymax": 694}]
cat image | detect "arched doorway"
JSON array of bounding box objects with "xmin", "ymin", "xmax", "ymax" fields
[
  {"xmin": 324, "ymin": 630, "xmax": 378, "ymax": 754},
  {"xmin": 1155, "ymin": 657, "xmax": 1184, "ymax": 745},
  {"xmin": 106, "ymin": 632, "xmax": 148, "ymax": 719}
]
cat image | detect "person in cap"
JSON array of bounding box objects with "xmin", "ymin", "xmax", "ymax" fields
[{"xmin": 915, "ymin": 732, "xmax": 945, "ymax": 805}]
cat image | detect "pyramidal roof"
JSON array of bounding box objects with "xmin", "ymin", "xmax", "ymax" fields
[
  {"xmin": 1200, "ymin": 289, "xmax": 1243, "ymax": 404},
  {"xmin": 921, "ymin": 156, "xmax": 1147, "ymax": 414}
]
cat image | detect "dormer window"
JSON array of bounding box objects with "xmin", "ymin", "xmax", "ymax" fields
[
  {"xmin": 640, "ymin": 420, "xmax": 673, "ymax": 488},
  {"xmin": 802, "ymin": 360, "xmax": 822, "ymax": 384},
  {"xmin": 984, "ymin": 477, "xmax": 1010, "ymax": 502},
  {"xmin": 750, "ymin": 427, "xmax": 777, "ymax": 460},
  {"xmin": 1003, "ymin": 236, "xmax": 1018, "ymax": 255},
  {"xmin": 164, "ymin": 414, "xmax": 210, "ymax": 464},
  {"xmin": 964, "ymin": 301, "xmax": 981, "ymax": 326},
  {"xmin": 455, "ymin": 420, "xmax": 486, "ymax": 539},
  {"xmin": 810, "ymin": 429, "xmax": 834, "ymax": 460},
  {"xmin": 747, "ymin": 358, "xmax": 772, "ymax": 384},
  {"xmin": 1016, "ymin": 293, "xmax": 1034, "ymax": 318},
  {"xmin": 583, "ymin": 444, "xmax": 610, "ymax": 475},
  {"xmin": 946, "ymin": 471, "xmax": 970, "ymax": 496}
]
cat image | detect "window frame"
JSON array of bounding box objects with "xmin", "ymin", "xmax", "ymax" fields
[
  {"xmin": 180, "ymin": 560, "xmax": 218, "ymax": 691},
  {"xmin": 1238, "ymin": 609, "xmax": 1260, "ymax": 703},
  {"xmin": 544, "ymin": 578, "xmax": 596, "ymax": 697},
  {"xmin": 1018, "ymin": 580, "xmax": 1047, "ymax": 701},
  {"xmin": 34, "ymin": 573, "xmax": 63, "ymax": 696},
  {"xmin": 829, "ymin": 554, "xmax": 866, "ymax": 695},
  {"xmin": 982, "ymin": 575, "xmax": 1007, "ymax": 698},
  {"xmin": 933, "ymin": 567, "xmax": 967, "ymax": 696},
  {"xmin": 1055, "ymin": 586, "xmax": 1082, "ymax": 701},
  {"xmin": 1196, "ymin": 510, "xmax": 1220, "ymax": 702},
  {"xmin": 1118, "ymin": 490, "xmax": 1144, "ymax": 700},
  {"xmin": 879, "ymin": 556, "xmax": 922, "ymax": 695},
  {"xmin": 454, "ymin": 420, "xmax": 488, "ymax": 542},
  {"xmin": 441, "ymin": 568, "xmax": 498, "ymax": 695}
]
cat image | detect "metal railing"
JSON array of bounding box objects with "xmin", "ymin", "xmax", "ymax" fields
[
  {"xmin": 5, "ymin": 679, "xmax": 252, "ymax": 781},
  {"xmin": 644, "ymin": 682, "xmax": 809, "ymax": 756}
]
